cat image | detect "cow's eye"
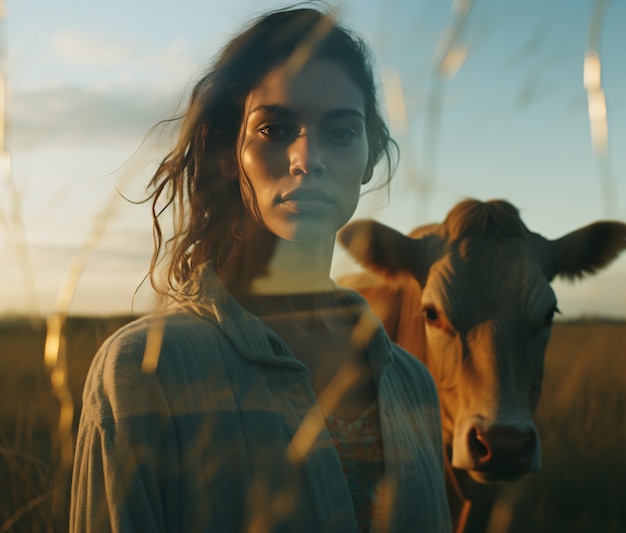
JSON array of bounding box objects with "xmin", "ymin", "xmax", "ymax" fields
[
  {"xmin": 423, "ymin": 306, "xmax": 440, "ymax": 324},
  {"xmin": 543, "ymin": 305, "xmax": 560, "ymax": 328},
  {"xmin": 532, "ymin": 305, "xmax": 560, "ymax": 336}
]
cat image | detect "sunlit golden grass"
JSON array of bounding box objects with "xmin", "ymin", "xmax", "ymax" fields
[
  {"xmin": 1, "ymin": 318, "xmax": 625, "ymax": 531},
  {"xmin": 486, "ymin": 321, "xmax": 626, "ymax": 533},
  {"xmin": 0, "ymin": 316, "xmax": 134, "ymax": 532}
]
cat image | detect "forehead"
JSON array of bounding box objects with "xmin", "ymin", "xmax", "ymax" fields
[
  {"xmin": 426, "ymin": 238, "xmax": 552, "ymax": 323},
  {"xmin": 245, "ymin": 59, "xmax": 366, "ymax": 116}
]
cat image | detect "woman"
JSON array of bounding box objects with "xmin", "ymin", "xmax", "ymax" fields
[{"xmin": 70, "ymin": 5, "xmax": 451, "ymax": 532}]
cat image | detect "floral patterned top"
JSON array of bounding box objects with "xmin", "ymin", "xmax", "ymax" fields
[{"xmin": 325, "ymin": 401, "xmax": 385, "ymax": 532}]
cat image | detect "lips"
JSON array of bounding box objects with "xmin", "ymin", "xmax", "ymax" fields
[{"xmin": 280, "ymin": 188, "xmax": 333, "ymax": 204}]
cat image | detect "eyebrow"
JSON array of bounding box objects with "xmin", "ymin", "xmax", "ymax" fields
[{"xmin": 247, "ymin": 104, "xmax": 365, "ymax": 121}]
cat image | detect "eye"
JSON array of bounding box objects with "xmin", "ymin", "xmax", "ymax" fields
[
  {"xmin": 422, "ymin": 305, "xmax": 444, "ymax": 329},
  {"xmin": 531, "ymin": 304, "xmax": 561, "ymax": 337},
  {"xmin": 543, "ymin": 305, "xmax": 560, "ymax": 329},
  {"xmin": 324, "ymin": 127, "xmax": 357, "ymax": 145},
  {"xmin": 258, "ymin": 123, "xmax": 291, "ymax": 140},
  {"xmin": 424, "ymin": 307, "xmax": 438, "ymax": 321}
]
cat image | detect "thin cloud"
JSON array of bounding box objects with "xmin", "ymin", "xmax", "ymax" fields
[
  {"xmin": 8, "ymin": 30, "xmax": 201, "ymax": 149},
  {"xmin": 9, "ymin": 85, "xmax": 182, "ymax": 148},
  {"xmin": 51, "ymin": 30, "xmax": 131, "ymax": 68},
  {"xmin": 47, "ymin": 30, "xmax": 198, "ymax": 81}
]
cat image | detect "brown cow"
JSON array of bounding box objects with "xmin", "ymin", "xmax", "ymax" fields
[{"xmin": 338, "ymin": 198, "xmax": 626, "ymax": 532}]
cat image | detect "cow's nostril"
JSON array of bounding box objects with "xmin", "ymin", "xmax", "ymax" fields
[
  {"xmin": 468, "ymin": 425, "xmax": 537, "ymax": 474},
  {"xmin": 468, "ymin": 427, "xmax": 491, "ymax": 465}
]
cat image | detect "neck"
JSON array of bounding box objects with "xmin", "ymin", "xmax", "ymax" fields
[
  {"xmin": 219, "ymin": 224, "xmax": 337, "ymax": 302},
  {"xmin": 253, "ymin": 238, "xmax": 336, "ymax": 294}
]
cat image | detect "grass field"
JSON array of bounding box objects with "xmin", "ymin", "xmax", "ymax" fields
[
  {"xmin": 1, "ymin": 317, "xmax": 625, "ymax": 532},
  {"xmin": 489, "ymin": 320, "xmax": 626, "ymax": 533}
]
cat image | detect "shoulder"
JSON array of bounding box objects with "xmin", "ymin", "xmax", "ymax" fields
[
  {"xmin": 81, "ymin": 310, "xmax": 233, "ymax": 421},
  {"xmin": 389, "ymin": 344, "xmax": 436, "ymax": 389},
  {"xmin": 91, "ymin": 310, "xmax": 224, "ymax": 374},
  {"xmin": 101, "ymin": 308, "xmax": 228, "ymax": 356},
  {"xmin": 384, "ymin": 343, "xmax": 441, "ymax": 417}
]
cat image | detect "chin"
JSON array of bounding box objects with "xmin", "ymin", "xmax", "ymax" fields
[
  {"xmin": 468, "ymin": 470, "xmax": 526, "ymax": 484},
  {"xmin": 277, "ymin": 222, "xmax": 338, "ymax": 243}
]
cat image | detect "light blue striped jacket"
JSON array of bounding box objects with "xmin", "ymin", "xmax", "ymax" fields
[{"xmin": 70, "ymin": 267, "xmax": 451, "ymax": 532}]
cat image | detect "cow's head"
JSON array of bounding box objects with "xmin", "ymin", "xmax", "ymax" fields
[{"xmin": 339, "ymin": 199, "xmax": 626, "ymax": 483}]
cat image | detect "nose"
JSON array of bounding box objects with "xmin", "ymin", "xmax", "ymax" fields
[
  {"xmin": 468, "ymin": 425, "xmax": 539, "ymax": 477},
  {"xmin": 288, "ymin": 133, "xmax": 324, "ymax": 177}
]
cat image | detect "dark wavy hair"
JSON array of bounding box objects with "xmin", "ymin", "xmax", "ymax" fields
[{"xmin": 146, "ymin": 3, "xmax": 399, "ymax": 297}]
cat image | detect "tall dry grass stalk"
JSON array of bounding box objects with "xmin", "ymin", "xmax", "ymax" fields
[
  {"xmin": 42, "ymin": 168, "xmax": 137, "ymax": 524},
  {"xmin": 585, "ymin": 0, "xmax": 617, "ymax": 218}
]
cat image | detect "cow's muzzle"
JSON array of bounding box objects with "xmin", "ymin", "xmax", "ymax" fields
[{"xmin": 466, "ymin": 425, "xmax": 539, "ymax": 483}]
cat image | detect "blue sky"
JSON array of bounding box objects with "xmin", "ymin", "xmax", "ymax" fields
[{"xmin": 2, "ymin": 0, "xmax": 625, "ymax": 317}]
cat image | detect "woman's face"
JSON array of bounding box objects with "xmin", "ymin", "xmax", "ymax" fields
[{"xmin": 237, "ymin": 58, "xmax": 370, "ymax": 242}]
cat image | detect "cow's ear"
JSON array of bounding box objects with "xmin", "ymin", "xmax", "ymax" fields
[
  {"xmin": 338, "ymin": 219, "xmax": 436, "ymax": 285},
  {"xmin": 547, "ymin": 221, "xmax": 626, "ymax": 281}
]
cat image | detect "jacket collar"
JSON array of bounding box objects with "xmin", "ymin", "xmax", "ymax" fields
[{"xmin": 177, "ymin": 264, "xmax": 394, "ymax": 376}]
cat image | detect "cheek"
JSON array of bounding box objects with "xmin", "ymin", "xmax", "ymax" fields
[
  {"xmin": 426, "ymin": 329, "xmax": 463, "ymax": 389},
  {"xmin": 355, "ymin": 156, "xmax": 371, "ymax": 195},
  {"xmin": 238, "ymin": 140, "xmax": 283, "ymax": 208},
  {"xmin": 343, "ymin": 142, "xmax": 369, "ymax": 178},
  {"xmin": 335, "ymin": 143, "xmax": 369, "ymax": 195},
  {"xmin": 239, "ymin": 140, "xmax": 276, "ymax": 181}
]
